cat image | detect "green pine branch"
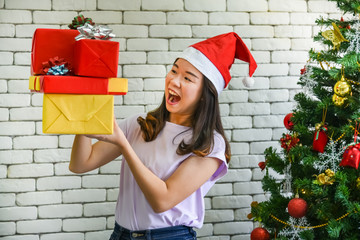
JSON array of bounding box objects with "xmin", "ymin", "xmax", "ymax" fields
[
  {"xmin": 249, "ymin": 1, "xmax": 360, "ymax": 238},
  {"xmin": 328, "ymin": 0, "xmax": 360, "ymax": 15}
]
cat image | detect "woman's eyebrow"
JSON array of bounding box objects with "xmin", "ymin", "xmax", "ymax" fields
[
  {"xmin": 185, "ymin": 71, "xmax": 199, "ymax": 79},
  {"xmin": 173, "ymin": 63, "xmax": 199, "ymax": 79}
]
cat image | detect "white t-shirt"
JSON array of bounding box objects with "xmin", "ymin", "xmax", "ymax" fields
[{"xmin": 115, "ymin": 114, "xmax": 228, "ymax": 230}]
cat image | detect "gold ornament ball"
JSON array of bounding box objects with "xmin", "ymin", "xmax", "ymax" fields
[
  {"xmin": 334, "ymin": 80, "xmax": 351, "ymax": 97},
  {"xmin": 315, "ymin": 123, "xmax": 322, "ymax": 131},
  {"xmin": 332, "ymin": 94, "xmax": 346, "ymax": 107}
]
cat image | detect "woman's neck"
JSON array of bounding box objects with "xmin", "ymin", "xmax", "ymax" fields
[{"xmin": 169, "ymin": 114, "xmax": 192, "ymax": 127}]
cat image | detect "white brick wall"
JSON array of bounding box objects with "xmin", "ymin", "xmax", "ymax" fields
[{"xmin": 0, "ymin": 0, "xmax": 340, "ymax": 238}]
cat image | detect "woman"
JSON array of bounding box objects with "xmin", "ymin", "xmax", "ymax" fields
[{"xmin": 70, "ymin": 32, "xmax": 257, "ymax": 240}]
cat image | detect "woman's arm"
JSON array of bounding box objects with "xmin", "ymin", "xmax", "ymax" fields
[
  {"xmin": 69, "ymin": 120, "xmax": 123, "ymax": 173},
  {"xmin": 83, "ymin": 119, "xmax": 222, "ymax": 213},
  {"xmin": 121, "ymin": 137, "xmax": 221, "ymax": 213},
  {"xmin": 113, "ymin": 125, "xmax": 221, "ymax": 213}
]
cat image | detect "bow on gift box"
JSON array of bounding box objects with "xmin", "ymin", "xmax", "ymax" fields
[
  {"xmin": 68, "ymin": 14, "xmax": 95, "ymax": 29},
  {"xmin": 75, "ymin": 23, "xmax": 116, "ymax": 41},
  {"xmin": 47, "ymin": 64, "xmax": 69, "ymax": 75},
  {"xmin": 42, "ymin": 56, "xmax": 72, "ymax": 75}
]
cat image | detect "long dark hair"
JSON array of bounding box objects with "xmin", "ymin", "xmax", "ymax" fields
[{"xmin": 137, "ymin": 74, "xmax": 231, "ymax": 163}]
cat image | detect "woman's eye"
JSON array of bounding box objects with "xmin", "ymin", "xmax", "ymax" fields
[
  {"xmin": 185, "ymin": 77, "xmax": 192, "ymax": 82},
  {"xmin": 171, "ymin": 69, "xmax": 177, "ymax": 74}
]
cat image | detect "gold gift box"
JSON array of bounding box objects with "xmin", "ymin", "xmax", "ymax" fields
[{"xmin": 42, "ymin": 94, "xmax": 114, "ymax": 134}]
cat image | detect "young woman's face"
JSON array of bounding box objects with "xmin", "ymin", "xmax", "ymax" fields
[{"xmin": 165, "ymin": 58, "xmax": 204, "ymax": 124}]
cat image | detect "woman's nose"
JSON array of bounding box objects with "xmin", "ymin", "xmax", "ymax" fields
[{"xmin": 171, "ymin": 75, "xmax": 181, "ymax": 87}]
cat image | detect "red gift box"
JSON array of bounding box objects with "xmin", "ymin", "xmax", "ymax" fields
[
  {"xmin": 29, "ymin": 75, "xmax": 127, "ymax": 95},
  {"xmin": 31, "ymin": 29, "xmax": 79, "ymax": 75},
  {"xmin": 74, "ymin": 39, "xmax": 119, "ymax": 78},
  {"xmin": 340, "ymin": 143, "xmax": 360, "ymax": 169}
]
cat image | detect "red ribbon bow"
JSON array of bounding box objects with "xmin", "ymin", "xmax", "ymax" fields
[
  {"xmin": 258, "ymin": 161, "xmax": 267, "ymax": 171},
  {"xmin": 41, "ymin": 56, "xmax": 72, "ymax": 75},
  {"xmin": 68, "ymin": 14, "xmax": 95, "ymax": 29}
]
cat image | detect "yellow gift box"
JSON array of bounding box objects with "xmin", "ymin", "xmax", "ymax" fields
[
  {"xmin": 29, "ymin": 76, "xmax": 41, "ymax": 91},
  {"xmin": 43, "ymin": 94, "xmax": 114, "ymax": 134}
]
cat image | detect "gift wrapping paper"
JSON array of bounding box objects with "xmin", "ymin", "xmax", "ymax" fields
[
  {"xmin": 42, "ymin": 94, "xmax": 114, "ymax": 134},
  {"xmin": 29, "ymin": 76, "xmax": 127, "ymax": 95}
]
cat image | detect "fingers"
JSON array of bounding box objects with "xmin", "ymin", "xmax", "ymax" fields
[{"xmin": 84, "ymin": 134, "xmax": 106, "ymax": 141}]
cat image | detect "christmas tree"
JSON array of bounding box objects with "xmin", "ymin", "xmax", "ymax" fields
[{"xmin": 249, "ymin": 0, "xmax": 360, "ymax": 239}]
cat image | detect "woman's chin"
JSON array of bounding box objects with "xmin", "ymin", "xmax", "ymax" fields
[{"xmin": 166, "ymin": 102, "xmax": 180, "ymax": 114}]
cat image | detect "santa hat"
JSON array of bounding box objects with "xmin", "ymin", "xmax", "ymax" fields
[{"xmin": 179, "ymin": 32, "xmax": 257, "ymax": 95}]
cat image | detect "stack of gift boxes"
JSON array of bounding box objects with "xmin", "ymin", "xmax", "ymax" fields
[{"xmin": 29, "ymin": 21, "xmax": 127, "ymax": 135}]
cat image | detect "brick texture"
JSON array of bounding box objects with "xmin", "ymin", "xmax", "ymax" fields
[{"xmin": 0, "ymin": 0, "xmax": 340, "ymax": 239}]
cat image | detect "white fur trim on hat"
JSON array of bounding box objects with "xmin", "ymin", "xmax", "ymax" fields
[
  {"xmin": 178, "ymin": 47, "xmax": 225, "ymax": 96},
  {"xmin": 242, "ymin": 76, "xmax": 255, "ymax": 88}
]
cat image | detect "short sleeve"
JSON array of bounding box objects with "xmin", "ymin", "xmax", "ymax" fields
[
  {"xmin": 118, "ymin": 114, "xmax": 145, "ymax": 139},
  {"xmin": 207, "ymin": 133, "xmax": 228, "ymax": 182}
]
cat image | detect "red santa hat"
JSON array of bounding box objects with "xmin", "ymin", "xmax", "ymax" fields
[{"xmin": 179, "ymin": 32, "xmax": 257, "ymax": 95}]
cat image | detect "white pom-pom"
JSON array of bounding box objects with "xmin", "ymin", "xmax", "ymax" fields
[{"xmin": 242, "ymin": 76, "xmax": 254, "ymax": 88}]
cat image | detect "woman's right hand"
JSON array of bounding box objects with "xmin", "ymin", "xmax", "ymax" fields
[
  {"xmin": 69, "ymin": 119, "xmax": 123, "ymax": 174},
  {"xmin": 83, "ymin": 118, "xmax": 127, "ymax": 149}
]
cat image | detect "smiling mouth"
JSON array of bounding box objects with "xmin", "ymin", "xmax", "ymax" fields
[{"xmin": 168, "ymin": 89, "xmax": 181, "ymax": 104}]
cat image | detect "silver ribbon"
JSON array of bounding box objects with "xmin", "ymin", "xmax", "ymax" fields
[{"xmin": 75, "ymin": 22, "xmax": 115, "ymax": 41}]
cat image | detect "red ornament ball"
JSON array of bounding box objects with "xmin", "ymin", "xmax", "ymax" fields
[
  {"xmin": 288, "ymin": 197, "xmax": 308, "ymax": 218},
  {"xmin": 250, "ymin": 227, "xmax": 270, "ymax": 240},
  {"xmin": 284, "ymin": 113, "xmax": 294, "ymax": 130}
]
